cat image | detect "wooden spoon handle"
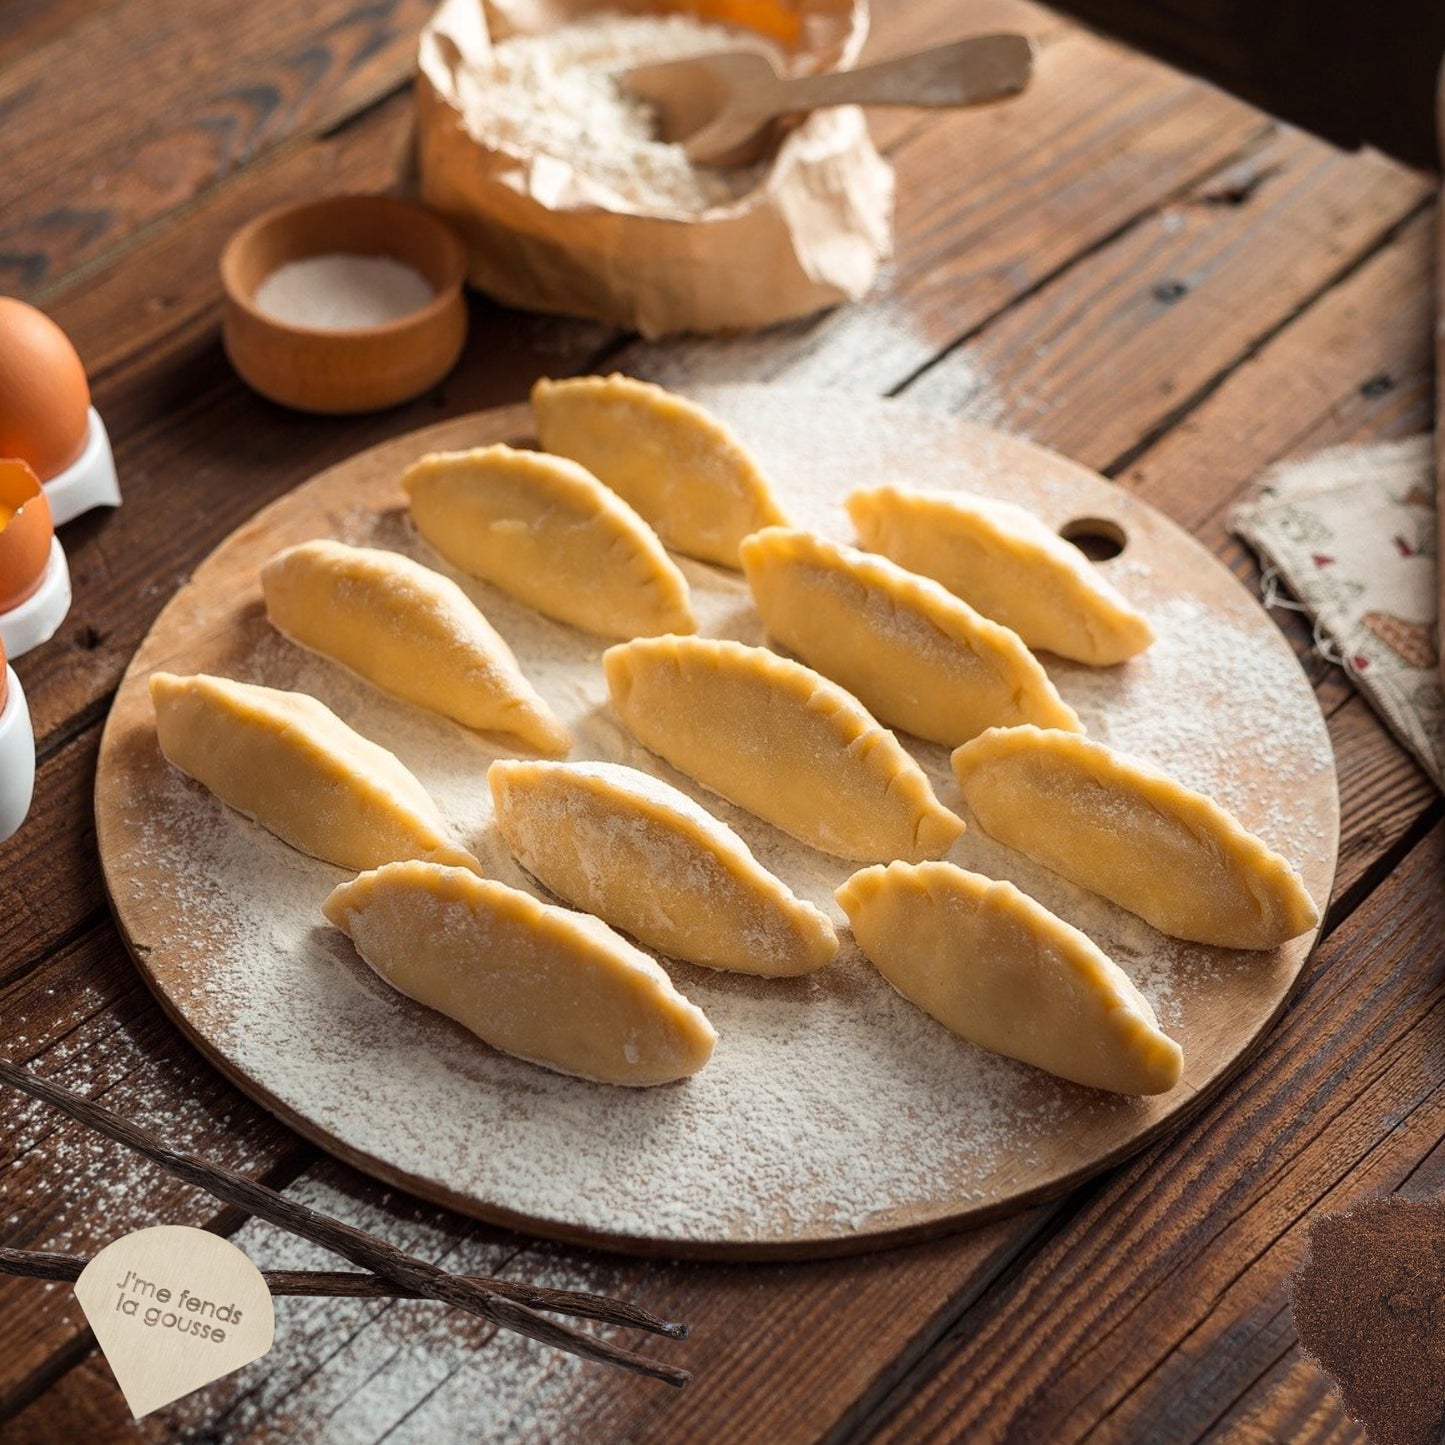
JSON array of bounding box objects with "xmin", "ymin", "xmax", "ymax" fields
[{"xmin": 782, "ymin": 33, "xmax": 1034, "ymax": 112}]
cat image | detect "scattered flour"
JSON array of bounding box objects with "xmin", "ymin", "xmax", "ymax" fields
[
  {"xmin": 472, "ymin": 14, "xmax": 778, "ymax": 214},
  {"xmin": 106, "ymin": 386, "xmax": 1336, "ymax": 1253}
]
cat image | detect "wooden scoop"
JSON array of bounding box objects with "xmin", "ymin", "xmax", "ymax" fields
[{"xmin": 622, "ymin": 33, "xmax": 1035, "ymax": 166}]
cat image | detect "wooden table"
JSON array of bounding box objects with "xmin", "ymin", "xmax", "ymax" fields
[{"xmin": 1, "ymin": 1, "xmax": 1439, "ymax": 1439}]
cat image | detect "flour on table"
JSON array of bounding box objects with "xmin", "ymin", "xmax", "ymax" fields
[{"xmin": 111, "ymin": 388, "xmax": 1336, "ymax": 1250}]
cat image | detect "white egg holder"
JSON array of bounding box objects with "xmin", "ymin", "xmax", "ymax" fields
[
  {"xmin": 0, "ymin": 405, "xmax": 119, "ymax": 660},
  {"xmin": 0, "ymin": 409, "xmax": 116, "ymax": 841},
  {"xmin": 0, "ymin": 538, "xmax": 71, "ymax": 660},
  {"xmin": 0, "ymin": 665, "xmax": 35, "ymax": 844},
  {"xmin": 44, "ymin": 407, "xmax": 121, "ymax": 526},
  {"xmin": 0, "ymin": 544, "xmax": 69, "ymax": 843}
]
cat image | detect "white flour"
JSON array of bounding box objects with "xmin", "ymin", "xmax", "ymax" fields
[
  {"xmin": 109, "ymin": 388, "xmax": 1337, "ymax": 1251},
  {"xmin": 473, "ymin": 14, "xmax": 777, "ymax": 213}
]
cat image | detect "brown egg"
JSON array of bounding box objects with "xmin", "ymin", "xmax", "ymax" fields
[
  {"xmin": 0, "ymin": 459, "xmax": 56, "ymax": 613},
  {"xmin": 0, "ymin": 298, "xmax": 91, "ymax": 480}
]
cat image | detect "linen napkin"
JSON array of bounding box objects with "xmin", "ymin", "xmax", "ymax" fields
[{"xmin": 1231, "ymin": 434, "xmax": 1442, "ymax": 789}]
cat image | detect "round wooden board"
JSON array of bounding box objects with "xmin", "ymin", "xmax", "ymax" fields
[{"xmin": 96, "ymin": 386, "xmax": 1339, "ymax": 1260}]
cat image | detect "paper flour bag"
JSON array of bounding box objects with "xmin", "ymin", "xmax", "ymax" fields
[{"xmin": 415, "ymin": 0, "xmax": 894, "ymax": 337}]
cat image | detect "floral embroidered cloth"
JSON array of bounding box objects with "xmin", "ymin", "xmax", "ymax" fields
[{"xmin": 1231, "ymin": 434, "xmax": 1442, "ymax": 790}]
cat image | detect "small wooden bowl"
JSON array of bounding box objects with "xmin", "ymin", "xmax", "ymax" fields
[
  {"xmin": 220, "ymin": 195, "xmax": 469, "ymax": 414},
  {"xmin": 0, "ymin": 459, "xmax": 55, "ymax": 613}
]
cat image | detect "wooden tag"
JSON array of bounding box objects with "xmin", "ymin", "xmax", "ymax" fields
[{"xmin": 73, "ymin": 1225, "xmax": 274, "ymax": 1418}]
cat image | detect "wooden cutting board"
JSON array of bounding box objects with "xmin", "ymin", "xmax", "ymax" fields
[{"xmin": 94, "ymin": 386, "xmax": 1339, "ymax": 1260}]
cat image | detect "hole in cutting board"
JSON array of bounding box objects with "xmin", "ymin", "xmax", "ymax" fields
[{"xmin": 1059, "ymin": 516, "xmax": 1127, "ymax": 562}]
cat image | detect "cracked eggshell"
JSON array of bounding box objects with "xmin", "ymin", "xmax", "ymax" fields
[{"xmin": 0, "ymin": 459, "xmax": 55, "ymax": 614}]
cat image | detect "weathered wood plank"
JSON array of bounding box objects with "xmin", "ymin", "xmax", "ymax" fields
[
  {"xmin": 0, "ymin": 926, "xmax": 308, "ymax": 1418},
  {"xmin": 302, "ymin": 1223, "xmax": 1049, "ymax": 1445},
  {"xmin": 1120, "ymin": 212, "xmax": 1435, "ymax": 536},
  {"xmin": 0, "ymin": 0, "xmax": 123, "ymax": 71},
  {"xmin": 36, "ymin": 92, "xmax": 418, "ymax": 384},
  {"xmin": 0, "ymin": 729, "xmax": 104, "ymax": 991},
  {"xmin": 0, "ymin": 0, "xmax": 435, "ymax": 293},
  {"xmin": 862, "ymin": 823, "xmax": 1445, "ymax": 1444},
  {"xmin": 1326, "ymin": 695, "xmax": 1437, "ymax": 914},
  {"xmin": 901, "ymin": 129, "xmax": 1429, "ymax": 466},
  {"xmin": 1198, "ymin": 1333, "xmax": 1361, "ymax": 1443}
]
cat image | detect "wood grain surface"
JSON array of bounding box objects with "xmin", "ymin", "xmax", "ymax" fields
[{"xmin": 0, "ymin": 0, "xmax": 1438, "ymax": 1437}]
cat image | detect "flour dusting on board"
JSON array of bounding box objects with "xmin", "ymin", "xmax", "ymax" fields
[{"xmin": 108, "ymin": 388, "xmax": 1336, "ymax": 1250}]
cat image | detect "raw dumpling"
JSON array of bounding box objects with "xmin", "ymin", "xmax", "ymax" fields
[
  {"xmin": 489, "ymin": 759, "xmax": 838, "ymax": 976},
  {"xmin": 847, "ymin": 485, "xmax": 1154, "ymax": 665},
  {"xmin": 150, "ymin": 672, "xmax": 479, "ymax": 873},
  {"xmin": 604, "ymin": 636, "xmax": 964, "ymax": 863},
  {"xmin": 837, "ymin": 862, "xmax": 1183, "ymax": 1096},
  {"xmin": 323, "ymin": 861, "xmax": 717, "ymax": 1086},
  {"xmin": 951, "ymin": 725, "xmax": 1320, "ymax": 949},
  {"xmin": 402, "ymin": 444, "xmax": 695, "ymax": 639},
  {"xmin": 261, "ymin": 539, "xmax": 569, "ymax": 755},
  {"xmin": 532, "ymin": 374, "xmax": 788, "ymax": 567},
  {"xmin": 739, "ymin": 526, "xmax": 1082, "ymax": 746}
]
